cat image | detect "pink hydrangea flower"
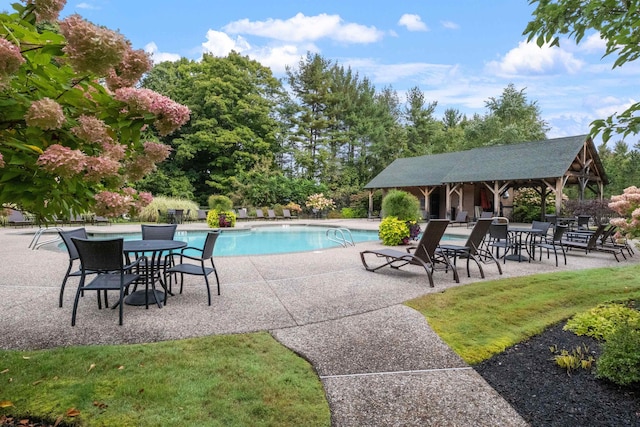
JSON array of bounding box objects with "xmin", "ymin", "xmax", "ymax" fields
[
  {"xmin": 71, "ymin": 115, "xmax": 114, "ymax": 145},
  {"xmin": 84, "ymin": 156, "xmax": 120, "ymax": 181},
  {"xmin": 114, "ymin": 87, "xmax": 190, "ymax": 135},
  {"xmin": 94, "ymin": 190, "xmax": 132, "ymax": 217},
  {"xmin": 143, "ymin": 141, "xmax": 171, "ymax": 163},
  {"xmin": 105, "ymin": 44, "xmax": 152, "ymax": 90},
  {"xmin": 22, "ymin": 0, "xmax": 67, "ymax": 23},
  {"xmin": 124, "ymin": 156, "xmax": 155, "ymax": 181},
  {"xmin": 37, "ymin": 144, "xmax": 86, "ymax": 177},
  {"xmin": 59, "ymin": 14, "xmax": 127, "ymax": 75},
  {"xmin": 0, "ymin": 153, "xmax": 5, "ymax": 168},
  {"xmin": 102, "ymin": 142, "xmax": 126, "ymax": 161},
  {"xmin": 0, "ymin": 38, "xmax": 25, "ymax": 84},
  {"xmin": 25, "ymin": 98, "xmax": 65, "ymax": 130}
]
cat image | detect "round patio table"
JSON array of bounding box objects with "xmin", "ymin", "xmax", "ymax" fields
[
  {"xmin": 123, "ymin": 239, "xmax": 187, "ymax": 306},
  {"xmin": 506, "ymin": 227, "xmax": 542, "ymax": 262}
]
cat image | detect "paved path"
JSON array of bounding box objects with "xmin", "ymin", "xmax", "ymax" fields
[{"xmin": 1, "ymin": 219, "xmax": 634, "ymax": 425}]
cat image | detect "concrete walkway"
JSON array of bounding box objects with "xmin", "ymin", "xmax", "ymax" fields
[{"xmin": 1, "ymin": 219, "xmax": 635, "ymax": 425}]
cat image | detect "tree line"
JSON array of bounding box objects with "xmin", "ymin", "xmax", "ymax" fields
[{"xmin": 139, "ymin": 52, "xmax": 553, "ymax": 210}]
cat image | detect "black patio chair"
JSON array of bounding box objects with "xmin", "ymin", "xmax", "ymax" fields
[
  {"xmin": 360, "ymin": 219, "xmax": 456, "ymax": 287},
  {"xmin": 534, "ymin": 224, "xmax": 567, "ymax": 266},
  {"xmin": 438, "ymin": 218, "xmax": 502, "ymax": 278},
  {"xmin": 58, "ymin": 227, "xmax": 91, "ymax": 308},
  {"xmin": 486, "ymin": 223, "xmax": 516, "ymax": 263},
  {"xmin": 140, "ymin": 224, "xmax": 178, "ymax": 289},
  {"xmin": 70, "ymin": 237, "xmax": 144, "ymax": 326},
  {"xmin": 164, "ymin": 230, "xmax": 221, "ymax": 305}
]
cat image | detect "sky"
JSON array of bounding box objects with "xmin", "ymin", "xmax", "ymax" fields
[{"xmin": 2, "ymin": 0, "xmax": 638, "ymax": 145}]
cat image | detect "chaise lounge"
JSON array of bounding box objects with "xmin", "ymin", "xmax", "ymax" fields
[{"xmin": 360, "ymin": 219, "xmax": 457, "ymax": 287}]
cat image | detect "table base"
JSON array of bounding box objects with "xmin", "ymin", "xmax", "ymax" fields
[
  {"xmin": 505, "ymin": 254, "xmax": 529, "ymax": 262},
  {"xmin": 125, "ymin": 289, "xmax": 165, "ymax": 306}
]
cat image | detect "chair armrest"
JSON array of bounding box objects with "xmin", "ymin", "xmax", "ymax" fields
[{"xmin": 124, "ymin": 256, "xmax": 146, "ymax": 271}]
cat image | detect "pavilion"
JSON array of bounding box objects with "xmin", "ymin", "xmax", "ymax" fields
[{"xmin": 363, "ymin": 134, "xmax": 608, "ymax": 220}]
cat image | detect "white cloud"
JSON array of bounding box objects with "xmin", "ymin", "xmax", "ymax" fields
[
  {"xmin": 398, "ymin": 14, "xmax": 428, "ymax": 32},
  {"xmin": 577, "ymin": 33, "xmax": 607, "ymax": 54},
  {"xmin": 222, "ymin": 13, "xmax": 383, "ymax": 44},
  {"xmin": 485, "ymin": 40, "xmax": 584, "ymax": 76},
  {"xmin": 202, "ymin": 30, "xmax": 251, "ymax": 57},
  {"xmin": 249, "ymin": 44, "xmax": 317, "ymax": 74},
  {"xmin": 76, "ymin": 2, "xmax": 98, "ymax": 9},
  {"xmin": 441, "ymin": 20, "xmax": 459, "ymax": 30},
  {"xmin": 144, "ymin": 42, "xmax": 181, "ymax": 63}
]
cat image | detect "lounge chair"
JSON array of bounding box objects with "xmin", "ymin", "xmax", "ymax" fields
[
  {"xmin": 267, "ymin": 209, "xmax": 278, "ymax": 220},
  {"xmin": 8, "ymin": 209, "xmax": 34, "ymax": 227},
  {"xmin": 451, "ymin": 210, "xmax": 468, "ymax": 226},
  {"xmin": 360, "ymin": 219, "xmax": 457, "ymax": 287},
  {"xmin": 255, "ymin": 209, "xmax": 265, "ymax": 220},
  {"xmin": 467, "ymin": 211, "xmax": 493, "ymax": 228},
  {"xmin": 282, "ymin": 209, "xmax": 293, "ymax": 219},
  {"xmin": 438, "ymin": 218, "xmax": 502, "ymax": 278},
  {"xmin": 93, "ymin": 215, "xmax": 110, "ymax": 225},
  {"xmin": 598, "ymin": 225, "xmax": 634, "ymax": 258},
  {"xmin": 561, "ymin": 224, "xmax": 625, "ymax": 261},
  {"xmin": 197, "ymin": 209, "xmax": 208, "ymax": 222},
  {"xmin": 236, "ymin": 209, "xmax": 249, "ymax": 221}
]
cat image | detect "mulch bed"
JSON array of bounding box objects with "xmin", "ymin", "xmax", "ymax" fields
[{"xmin": 474, "ymin": 322, "xmax": 640, "ymax": 426}]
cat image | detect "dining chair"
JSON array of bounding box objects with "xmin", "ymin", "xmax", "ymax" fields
[
  {"xmin": 534, "ymin": 224, "xmax": 567, "ymax": 266},
  {"xmin": 164, "ymin": 230, "xmax": 221, "ymax": 305},
  {"xmin": 70, "ymin": 238, "xmax": 144, "ymax": 326},
  {"xmin": 140, "ymin": 224, "xmax": 178, "ymax": 291},
  {"xmin": 58, "ymin": 227, "xmax": 91, "ymax": 308}
]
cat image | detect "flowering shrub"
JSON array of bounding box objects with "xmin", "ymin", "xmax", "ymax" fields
[
  {"xmin": 608, "ymin": 186, "xmax": 640, "ymax": 238},
  {"xmin": 207, "ymin": 209, "xmax": 236, "ymax": 228},
  {"xmin": 379, "ymin": 216, "xmax": 410, "ymax": 246},
  {"xmin": 305, "ymin": 193, "xmax": 335, "ymax": 211},
  {"xmin": 0, "ymin": 1, "xmax": 189, "ymax": 221},
  {"xmin": 284, "ymin": 201, "xmax": 302, "ymax": 213},
  {"xmin": 93, "ymin": 188, "xmax": 152, "ymax": 218}
]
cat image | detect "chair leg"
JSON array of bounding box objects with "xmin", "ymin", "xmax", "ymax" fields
[
  {"xmin": 59, "ymin": 263, "xmax": 73, "ymax": 308},
  {"xmin": 203, "ymin": 275, "xmax": 212, "ymax": 306},
  {"xmin": 71, "ymin": 285, "xmax": 83, "ymax": 326},
  {"xmin": 118, "ymin": 287, "xmax": 124, "ymax": 326}
]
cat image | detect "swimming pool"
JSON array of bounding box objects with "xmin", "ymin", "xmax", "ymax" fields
[
  {"xmin": 82, "ymin": 225, "xmax": 460, "ymax": 256},
  {"xmin": 86, "ymin": 225, "xmax": 379, "ymax": 256}
]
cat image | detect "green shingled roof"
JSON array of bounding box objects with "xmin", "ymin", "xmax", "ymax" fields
[{"xmin": 365, "ymin": 135, "xmax": 601, "ymax": 189}]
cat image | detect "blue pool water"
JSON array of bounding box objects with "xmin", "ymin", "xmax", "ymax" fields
[{"xmin": 83, "ymin": 225, "xmax": 459, "ymax": 256}]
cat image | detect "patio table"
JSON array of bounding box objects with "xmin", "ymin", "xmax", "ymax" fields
[
  {"xmin": 123, "ymin": 239, "xmax": 187, "ymax": 307},
  {"xmin": 506, "ymin": 226, "xmax": 542, "ymax": 262}
]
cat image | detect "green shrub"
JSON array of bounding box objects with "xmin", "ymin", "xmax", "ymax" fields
[
  {"xmin": 208, "ymin": 195, "xmax": 233, "ymax": 211},
  {"xmin": 137, "ymin": 196, "xmax": 199, "ymax": 222},
  {"xmin": 381, "ymin": 190, "xmax": 421, "ymax": 222},
  {"xmin": 564, "ymin": 303, "xmax": 640, "ymax": 340},
  {"xmin": 596, "ymin": 322, "xmax": 640, "ymax": 386},
  {"xmin": 379, "ymin": 216, "xmax": 410, "ymax": 245},
  {"xmin": 207, "ymin": 209, "xmax": 236, "ymax": 228},
  {"xmin": 341, "ymin": 207, "xmax": 367, "ymax": 218}
]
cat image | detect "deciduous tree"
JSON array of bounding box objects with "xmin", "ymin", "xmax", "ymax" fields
[{"xmin": 524, "ymin": 0, "xmax": 640, "ymax": 141}]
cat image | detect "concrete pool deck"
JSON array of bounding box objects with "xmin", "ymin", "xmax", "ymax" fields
[{"xmin": 1, "ymin": 219, "xmax": 636, "ymax": 426}]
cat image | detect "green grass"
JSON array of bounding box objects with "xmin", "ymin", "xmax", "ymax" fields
[
  {"xmin": 406, "ymin": 264, "xmax": 640, "ymax": 364},
  {"xmin": 5, "ymin": 264, "xmax": 640, "ymax": 425},
  {"xmin": 0, "ymin": 332, "xmax": 330, "ymax": 427}
]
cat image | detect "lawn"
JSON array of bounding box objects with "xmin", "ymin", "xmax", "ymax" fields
[
  {"xmin": 406, "ymin": 263, "xmax": 640, "ymax": 364},
  {"xmin": 0, "ymin": 332, "xmax": 330, "ymax": 427},
  {"xmin": 3, "ymin": 264, "xmax": 640, "ymax": 425}
]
